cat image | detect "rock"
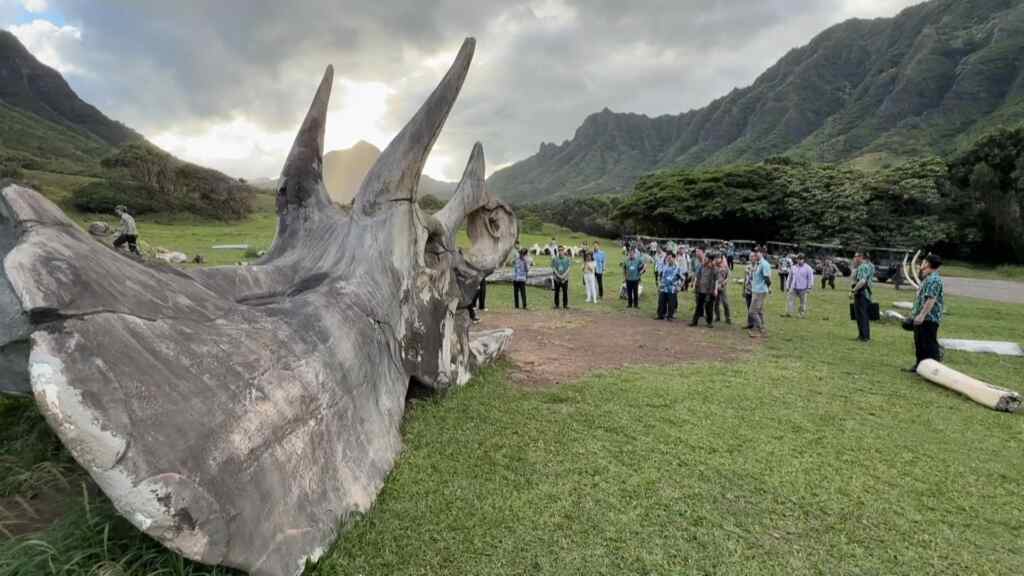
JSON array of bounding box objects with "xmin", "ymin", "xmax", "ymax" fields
[
  {"xmin": 87, "ymin": 221, "xmax": 111, "ymax": 236},
  {"xmin": 893, "ymin": 301, "xmax": 914, "ymax": 310},
  {"xmin": 882, "ymin": 310, "xmax": 906, "ymax": 321},
  {"xmin": 939, "ymin": 339, "xmax": 1024, "ymax": 357},
  {"xmin": 0, "ymin": 37, "xmax": 515, "ymax": 576},
  {"xmin": 469, "ymin": 328, "xmax": 513, "ymax": 371},
  {"xmin": 155, "ymin": 250, "xmax": 188, "ymax": 264}
]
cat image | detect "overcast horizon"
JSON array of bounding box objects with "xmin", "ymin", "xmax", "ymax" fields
[{"xmin": 2, "ymin": 0, "xmax": 923, "ymax": 182}]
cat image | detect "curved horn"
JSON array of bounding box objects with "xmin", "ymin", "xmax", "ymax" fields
[
  {"xmin": 435, "ymin": 142, "xmax": 485, "ymax": 240},
  {"xmin": 269, "ymin": 65, "xmax": 335, "ymax": 257},
  {"xmin": 911, "ymin": 250, "xmax": 924, "ymax": 286},
  {"xmin": 353, "ymin": 38, "xmax": 475, "ymax": 217},
  {"xmin": 903, "ymin": 251, "xmax": 920, "ymax": 289}
]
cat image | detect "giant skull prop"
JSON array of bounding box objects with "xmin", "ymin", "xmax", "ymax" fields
[{"xmin": 0, "ymin": 38, "xmax": 517, "ymax": 575}]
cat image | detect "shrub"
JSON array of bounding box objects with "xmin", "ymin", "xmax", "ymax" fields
[
  {"xmin": 70, "ymin": 181, "xmax": 166, "ymax": 215},
  {"xmin": 0, "ymin": 165, "xmax": 23, "ymax": 180}
]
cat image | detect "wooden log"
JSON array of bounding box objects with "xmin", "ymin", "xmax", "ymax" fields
[{"xmin": 916, "ymin": 359, "xmax": 1021, "ymax": 412}]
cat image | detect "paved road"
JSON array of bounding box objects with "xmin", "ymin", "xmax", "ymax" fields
[{"xmin": 943, "ymin": 277, "xmax": 1024, "ymax": 304}]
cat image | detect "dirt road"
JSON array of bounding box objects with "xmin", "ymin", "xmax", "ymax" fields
[{"xmin": 943, "ymin": 277, "xmax": 1024, "ymax": 304}]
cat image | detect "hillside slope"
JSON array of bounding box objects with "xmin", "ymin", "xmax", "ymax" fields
[
  {"xmin": 488, "ymin": 0, "xmax": 1024, "ymax": 203},
  {"xmin": 0, "ymin": 30, "xmax": 139, "ymax": 152}
]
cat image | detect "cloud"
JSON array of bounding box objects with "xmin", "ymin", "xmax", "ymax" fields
[
  {"xmin": 6, "ymin": 18, "xmax": 81, "ymax": 73},
  {"xmin": 6, "ymin": 0, "xmax": 922, "ymax": 180},
  {"xmin": 20, "ymin": 0, "xmax": 47, "ymax": 13}
]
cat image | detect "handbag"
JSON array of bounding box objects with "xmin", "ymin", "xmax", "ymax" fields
[{"xmin": 849, "ymin": 302, "xmax": 881, "ymax": 321}]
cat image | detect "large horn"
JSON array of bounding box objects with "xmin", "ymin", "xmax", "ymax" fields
[
  {"xmin": 435, "ymin": 142, "xmax": 485, "ymax": 239},
  {"xmin": 353, "ymin": 38, "xmax": 475, "ymax": 217},
  {"xmin": 911, "ymin": 251, "xmax": 925, "ymax": 287},
  {"xmin": 268, "ymin": 65, "xmax": 335, "ymax": 257},
  {"xmin": 903, "ymin": 251, "xmax": 920, "ymax": 289}
]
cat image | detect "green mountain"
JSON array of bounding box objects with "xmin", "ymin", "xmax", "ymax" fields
[
  {"xmin": 0, "ymin": 30, "xmax": 259, "ymax": 220},
  {"xmin": 488, "ymin": 0, "xmax": 1024, "ymax": 203},
  {"xmin": 0, "ymin": 29, "xmax": 140, "ymax": 174}
]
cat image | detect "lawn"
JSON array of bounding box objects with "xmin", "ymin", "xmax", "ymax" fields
[
  {"xmin": 2, "ymin": 216, "xmax": 1023, "ymax": 576},
  {"xmin": 941, "ymin": 260, "xmax": 1024, "ymax": 283}
]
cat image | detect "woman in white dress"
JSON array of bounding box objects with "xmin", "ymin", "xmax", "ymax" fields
[{"xmin": 583, "ymin": 251, "xmax": 599, "ymax": 303}]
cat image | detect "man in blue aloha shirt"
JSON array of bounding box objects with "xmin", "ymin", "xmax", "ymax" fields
[
  {"xmin": 622, "ymin": 248, "xmax": 645, "ymax": 308},
  {"xmin": 850, "ymin": 251, "xmax": 875, "ymax": 342},
  {"xmin": 907, "ymin": 254, "xmax": 945, "ymax": 371},
  {"xmin": 552, "ymin": 247, "xmax": 572, "ymax": 309},
  {"xmin": 657, "ymin": 253, "xmax": 681, "ymax": 320}
]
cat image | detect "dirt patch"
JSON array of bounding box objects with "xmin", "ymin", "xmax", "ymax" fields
[{"xmin": 478, "ymin": 308, "xmax": 755, "ymax": 387}]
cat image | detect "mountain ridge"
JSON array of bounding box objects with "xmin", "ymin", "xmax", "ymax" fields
[
  {"xmin": 0, "ymin": 29, "xmax": 140, "ymax": 150},
  {"xmin": 488, "ymin": 0, "xmax": 1024, "ymax": 203}
]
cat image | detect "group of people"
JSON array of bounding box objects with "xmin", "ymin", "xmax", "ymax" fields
[
  {"xmin": 511, "ymin": 240, "xmax": 946, "ymax": 362},
  {"xmin": 507, "ymin": 241, "xmax": 609, "ymax": 311}
]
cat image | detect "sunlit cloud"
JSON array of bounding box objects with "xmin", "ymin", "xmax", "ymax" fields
[{"xmin": 20, "ymin": 0, "xmax": 47, "ymax": 13}]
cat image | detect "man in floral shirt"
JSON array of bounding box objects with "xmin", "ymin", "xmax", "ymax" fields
[
  {"xmin": 850, "ymin": 251, "xmax": 875, "ymax": 342},
  {"xmin": 907, "ymin": 254, "xmax": 945, "ymax": 371}
]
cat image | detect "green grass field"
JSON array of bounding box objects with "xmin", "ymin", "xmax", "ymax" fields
[
  {"xmin": 2, "ymin": 217, "xmax": 1023, "ymax": 575},
  {"xmin": 941, "ymin": 260, "xmax": 1024, "ymax": 283}
]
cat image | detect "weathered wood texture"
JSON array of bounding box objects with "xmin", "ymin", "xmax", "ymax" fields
[{"xmin": 0, "ymin": 37, "xmax": 517, "ymax": 576}]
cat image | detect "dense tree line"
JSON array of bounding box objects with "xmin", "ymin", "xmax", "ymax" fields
[
  {"xmin": 519, "ymin": 129, "xmax": 1023, "ymax": 263},
  {"xmin": 514, "ymin": 195, "xmax": 625, "ymax": 238}
]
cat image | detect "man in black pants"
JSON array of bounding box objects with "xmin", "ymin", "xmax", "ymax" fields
[
  {"xmin": 621, "ymin": 247, "xmax": 644, "ymax": 308},
  {"xmin": 690, "ymin": 252, "xmax": 718, "ymax": 327},
  {"xmin": 113, "ymin": 205, "xmax": 141, "ymax": 256},
  {"xmin": 593, "ymin": 242, "xmax": 606, "ymax": 300},
  {"xmin": 850, "ymin": 251, "xmax": 875, "ymax": 342},
  {"xmin": 907, "ymin": 254, "xmax": 945, "ymax": 371},
  {"xmin": 552, "ymin": 247, "xmax": 572, "ymax": 309},
  {"xmin": 474, "ymin": 276, "xmax": 488, "ymax": 311}
]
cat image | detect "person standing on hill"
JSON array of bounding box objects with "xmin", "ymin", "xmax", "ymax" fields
[
  {"xmin": 593, "ymin": 242, "xmax": 606, "ymax": 300},
  {"xmin": 656, "ymin": 253, "xmax": 681, "ymax": 320},
  {"xmin": 690, "ymin": 252, "xmax": 718, "ymax": 327},
  {"xmin": 622, "ymin": 247, "xmax": 645, "ymax": 308},
  {"xmin": 513, "ymin": 248, "xmax": 530, "ymax": 310},
  {"xmin": 851, "ymin": 251, "xmax": 875, "ymax": 342},
  {"xmin": 784, "ymin": 254, "xmax": 814, "ymax": 318},
  {"xmin": 583, "ymin": 250, "xmax": 599, "ymax": 304},
  {"xmin": 113, "ymin": 205, "xmax": 141, "ymax": 256},
  {"xmin": 552, "ymin": 247, "xmax": 572, "ymax": 309},
  {"xmin": 715, "ymin": 255, "xmax": 732, "ymax": 324},
  {"xmin": 906, "ymin": 254, "xmax": 945, "ymax": 371},
  {"xmin": 747, "ymin": 250, "xmax": 772, "ymax": 337}
]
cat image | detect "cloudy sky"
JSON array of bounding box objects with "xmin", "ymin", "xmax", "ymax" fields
[{"xmin": 2, "ymin": 0, "xmax": 922, "ymax": 181}]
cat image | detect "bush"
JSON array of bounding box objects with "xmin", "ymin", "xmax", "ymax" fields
[
  {"xmin": 70, "ymin": 180, "xmax": 167, "ymax": 215},
  {"xmin": 0, "ymin": 165, "xmax": 23, "ymax": 180}
]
